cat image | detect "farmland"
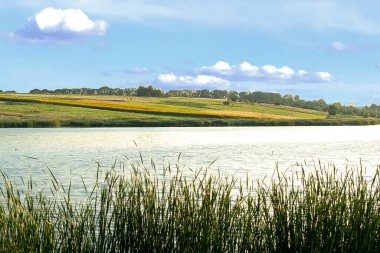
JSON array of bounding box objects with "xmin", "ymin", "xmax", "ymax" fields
[{"xmin": 0, "ymin": 93, "xmax": 378, "ymax": 127}]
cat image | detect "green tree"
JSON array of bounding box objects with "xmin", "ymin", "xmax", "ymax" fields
[
  {"xmin": 328, "ymin": 104, "xmax": 338, "ymax": 116},
  {"xmin": 136, "ymin": 85, "xmax": 164, "ymax": 97},
  {"xmin": 361, "ymin": 109, "xmax": 369, "ymax": 118},
  {"xmin": 199, "ymin": 89, "xmax": 212, "ymax": 98},
  {"xmin": 227, "ymin": 91, "xmax": 239, "ymax": 101},
  {"xmin": 212, "ymin": 90, "xmax": 228, "ymax": 99}
]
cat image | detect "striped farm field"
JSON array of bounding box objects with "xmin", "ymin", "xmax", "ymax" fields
[
  {"xmin": 0, "ymin": 93, "xmax": 325, "ymax": 118},
  {"xmin": 0, "ymin": 93, "xmax": 378, "ymax": 127}
]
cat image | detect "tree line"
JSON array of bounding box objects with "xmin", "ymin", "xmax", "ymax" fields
[{"xmin": 29, "ymin": 85, "xmax": 380, "ymax": 118}]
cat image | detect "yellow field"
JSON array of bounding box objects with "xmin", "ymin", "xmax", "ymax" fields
[{"xmin": 0, "ymin": 93, "xmax": 327, "ymax": 120}]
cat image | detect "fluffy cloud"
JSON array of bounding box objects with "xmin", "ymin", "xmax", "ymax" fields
[
  {"xmin": 156, "ymin": 61, "xmax": 334, "ymax": 88},
  {"xmin": 202, "ymin": 61, "xmax": 233, "ymax": 75},
  {"xmin": 198, "ymin": 61, "xmax": 334, "ymax": 83},
  {"xmin": 157, "ymin": 73, "xmax": 229, "ymax": 87},
  {"xmin": 13, "ymin": 7, "xmax": 107, "ymax": 42}
]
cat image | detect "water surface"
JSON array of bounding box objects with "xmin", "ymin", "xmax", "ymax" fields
[{"xmin": 1, "ymin": 126, "xmax": 379, "ymax": 193}]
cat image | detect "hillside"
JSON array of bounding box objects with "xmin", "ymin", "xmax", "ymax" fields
[{"xmin": 0, "ymin": 93, "xmax": 378, "ymax": 127}]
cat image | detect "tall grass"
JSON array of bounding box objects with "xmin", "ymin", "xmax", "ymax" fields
[{"xmin": 0, "ymin": 161, "xmax": 379, "ymax": 252}]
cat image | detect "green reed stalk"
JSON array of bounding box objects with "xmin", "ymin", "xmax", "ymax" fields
[{"xmin": 0, "ymin": 161, "xmax": 379, "ymax": 252}]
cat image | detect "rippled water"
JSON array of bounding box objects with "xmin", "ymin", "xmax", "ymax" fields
[{"xmin": 1, "ymin": 126, "xmax": 380, "ymax": 194}]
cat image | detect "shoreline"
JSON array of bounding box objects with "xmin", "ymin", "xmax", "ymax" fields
[{"xmin": 1, "ymin": 118, "xmax": 379, "ymax": 128}]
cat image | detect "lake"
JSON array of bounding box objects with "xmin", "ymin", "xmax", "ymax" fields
[{"xmin": 1, "ymin": 126, "xmax": 380, "ymax": 195}]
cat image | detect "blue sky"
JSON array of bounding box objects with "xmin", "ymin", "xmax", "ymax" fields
[{"xmin": 1, "ymin": 0, "xmax": 380, "ymax": 105}]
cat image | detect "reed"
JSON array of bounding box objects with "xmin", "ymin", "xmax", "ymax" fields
[{"xmin": 0, "ymin": 161, "xmax": 379, "ymax": 252}]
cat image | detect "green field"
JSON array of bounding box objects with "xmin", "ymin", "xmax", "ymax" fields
[{"xmin": 0, "ymin": 93, "xmax": 378, "ymax": 127}]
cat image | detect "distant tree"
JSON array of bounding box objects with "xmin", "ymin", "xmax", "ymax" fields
[
  {"xmin": 136, "ymin": 86, "xmax": 148, "ymax": 96},
  {"xmin": 227, "ymin": 91, "xmax": 239, "ymax": 102},
  {"xmin": 212, "ymin": 90, "xmax": 228, "ymax": 99},
  {"xmin": 317, "ymin": 99, "xmax": 327, "ymax": 107},
  {"xmin": 244, "ymin": 91, "xmax": 284, "ymax": 104},
  {"xmin": 166, "ymin": 89, "xmax": 197, "ymax": 97},
  {"xmin": 368, "ymin": 104, "xmax": 379, "ymax": 117},
  {"xmin": 328, "ymin": 104, "xmax": 338, "ymax": 116},
  {"xmin": 29, "ymin": 89, "xmax": 41, "ymax": 94},
  {"xmin": 98, "ymin": 86, "xmax": 113, "ymax": 95},
  {"xmin": 361, "ymin": 109, "xmax": 370, "ymax": 118},
  {"xmin": 199, "ymin": 89, "xmax": 212, "ymax": 98},
  {"xmin": 282, "ymin": 94, "xmax": 294, "ymax": 106},
  {"xmin": 283, "ymin": 94, "xmax": 294, "ymax": 101},
  {"xmin": 0, "ymin": 90, "xmax": 3, "ymax": 93},
  {"xmin": 167, "ymin": 89, "xmax": 191, "ymax": 97},
  {"xmin": 136, "ymin": 85, "xmax": 164, "ymax": 97},
  {"xmin": 238, "ymin": 91, "xmax": 250, "ymax": 101}
]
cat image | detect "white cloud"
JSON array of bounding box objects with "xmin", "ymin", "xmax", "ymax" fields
[
  {"xmin": 278, "ymin": 66, "xmax": 295, "ymax": 79},
  {"xmin": 156, "ymin": 61, "xmax": 335, "ymax": 88},
  {"xmin": 316, "ymin": 72, "xmax": 334, "ymax": 82},
  {"xmin": 262, "ymin": 65, "xmax": 278, "ymax": 76},
  {"xmin": 13, "ymin": 7, "xmax": 107, "ymax": 42},
  {"xmin": 239, "ymin": 61, "xmax": 259, "ymax": 76},
  {"xmin": 201, "ymin": 61, "xmax": 233, "ymax": 75},
  {"xmin": 197, "ymin": 61, "xmax": 334, "ymax": 83},
  {"xmin": 158, "ymin": 73, "xmax": 177, "ymax": 83},
  {"xmin": 261, "ymin": 65, "xmax": 298, "ymax": 80},
  {"xmin": 157, "ymin": 73, "xmax": 229, "ymax": 88}
]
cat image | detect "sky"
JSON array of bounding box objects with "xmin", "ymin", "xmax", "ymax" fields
[{"xmin": 1, "ymin": 0, "xmax": 380, "ymax": 105}]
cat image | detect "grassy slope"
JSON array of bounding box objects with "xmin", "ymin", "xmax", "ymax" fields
[{"xmin": 0, "ymin": 93, "xmax": 378, "ymax": 127}]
